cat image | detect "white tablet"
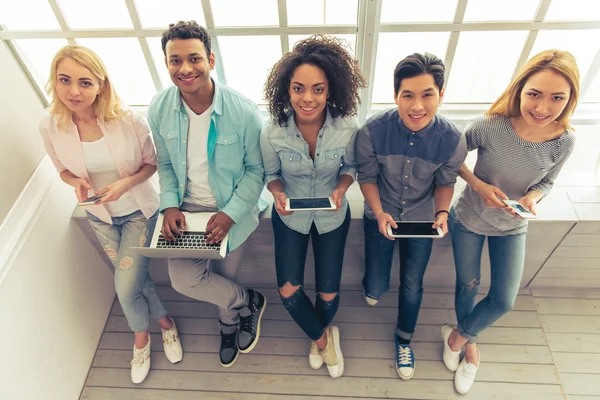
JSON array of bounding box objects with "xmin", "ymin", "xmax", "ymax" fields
[
  {"xmin": 386, "ymin": 221, "xmax": 443, "ymax": 238},
  {"xmin": 285, "ymin": 197, "xmax": 336, "ymax": 211},
  {"xmin": 502, "ymin": 200, "xmax": 537, "ymax": 219}
]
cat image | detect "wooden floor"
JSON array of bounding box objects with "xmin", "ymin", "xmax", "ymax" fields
[{"xmin": 79, "ymin": 285, "xmax": 600, "ymax": 400}]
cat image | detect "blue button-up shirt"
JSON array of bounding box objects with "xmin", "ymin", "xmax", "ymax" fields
[
  {"xmin": 260, "ymin": 111, "xmax": 358, "ymax": 234},
  {"xmin": 147, "ymin": 80, "xmax": 265, "ymax": 250},
  {"xmin": 356, "ymin": 109, "xmax": 467, "ymax": 221}
]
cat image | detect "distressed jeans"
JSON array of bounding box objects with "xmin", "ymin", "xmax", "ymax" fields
[
  {"xmin": 87, "ymin": 210, "xmax": 167, "ymax": 332},
  {"xmin": 449, "ymin": 208, "xmax": 526, "ymax": 344}
]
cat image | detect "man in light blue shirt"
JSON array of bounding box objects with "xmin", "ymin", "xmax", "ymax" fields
[{"xmin": 147, "ymin": 21, "xmax": 266, "ymax": 368}]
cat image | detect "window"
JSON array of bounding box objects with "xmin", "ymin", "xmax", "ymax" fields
[
  {"xmin": 0, "ymin": 0, "xmax": 60, "ymax": 30},
  {"xmin": 286, "ymin": 0, "xmax": 358, "ymax": 25},
  {"xmin": 135, "ymin": 0, "xmax": 206, "ymax": 28},
  {"xmin": 211, "ymin": 0, "xmax": 279, "ymax": 27},
  {"xmin": 462, "ymin": 0, "xmax": 539, "ymax": 22},
  {"xmin": 58, "ymin": 0, "xmax": 133, "ymax": 29},
  {"xmin": 380, "ymin": 0, "xmax": 458, "ymax": 23}
]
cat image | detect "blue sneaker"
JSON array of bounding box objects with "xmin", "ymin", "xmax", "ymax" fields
[{"xmin": 395, "ymin": 335, "xmax": 415, "ymax": 380}]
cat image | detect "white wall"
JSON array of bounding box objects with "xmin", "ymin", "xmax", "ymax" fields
[
  {"xmin": 0, "ymin": 41, "xmax": 46, "ymax": 224},
  {"xmin": 0, "ymin": 41, "xmax": 116, "ymax": 399}
]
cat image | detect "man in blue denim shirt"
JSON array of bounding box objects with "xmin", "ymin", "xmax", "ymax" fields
[
  {"xmin": 147, "ymin": 21, "xmax": 266, "ymax": 368},
  {"xmin": 356, "ymin": 53, "xmax": 467, "ymax": 380}
]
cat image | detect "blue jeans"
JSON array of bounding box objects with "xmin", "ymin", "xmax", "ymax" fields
[
  {"xmin": 272, "ymin": 207, "xmax": 350, "ymax": 341},
  {"xmin": 362, "ymin": 215, "xmax": 433, "ymax": 341},
  {"xmin": 87, "ymin": 210, "xmax": 167, "ymax": 332},
  {"xmin": 449, "ymin": 208, "xmax": 526, "ymax": 344}
]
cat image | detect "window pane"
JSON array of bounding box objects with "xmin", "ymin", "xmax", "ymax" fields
[
  {"xmin": 287, "ymin": 0, "xmax": 358, "ymax": 25},
  {"xmin": 381, "ymin": 0, "xmax": 458, "ymax": 23},
  {"xmin": 584, "ymin": 71, "xmax": 600, "ymax": 103},
  {"xmin": 444, "ymin": 31, "xmax": 528, "ymax": 103},
  {"xmin": 463, "ymin": 0, "xmax": 539, "ymax": 21},
  {"xmin": 77, "ymin": 38, "xmax": 156, "ymax": 105},
  {"xmin": 530, "ymin": 30, "xmax": 600, "ymax": 80},
  {"xmin": 0, "ymin": 0, "xmax": 60, "ymax": 30},
  {"xmin": 289, "ymin": 34, "xmax": 356, "ymax": 55},
  {"xmin": 218, "ymin": 36, "xmax": 281, "ymax": 104},
  {"xmin": 212, "ymin": 0, "xmax": 278, "ymax": 27},
  {"xmin": 58, "ymin": 0, "xmax": 133, "ymax": 29},
  {"xmin": 135, "ymin": 0, "xmax": 206, "ymax": 28},
  {"xmin": 545, "ymin": 0, "xmax": 600, "ymax": 20},
  {"xmin": 372, "ymin": 32, "xmax": 450, "ymax": 104},
  {"xmin": 13, "ymin": 39, "xmax": 70, "ymax": 100}
]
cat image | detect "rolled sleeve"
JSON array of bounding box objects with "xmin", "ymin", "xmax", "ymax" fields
[
  {"xmin": 339, "ymin": 125, "xmax": 358, "ymax": 180},
  {"xmin": 259, "ymin": 122, "xmax": 283, "ymax": 185},
  {"xmin": 356, "ymin": 125, "xmax": 379, "ymax": 184},
  {"xmin": 434, "ymin": 134, "xmax": 468, "ymax": 187}
]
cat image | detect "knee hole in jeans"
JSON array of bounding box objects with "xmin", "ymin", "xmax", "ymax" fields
[
  {"xmin": 318, "ymin": 292, "xmax": 338, "ymax": 302},
  {"xmin": 119, "ymin": 256, "xmax": 134, "ymax": 270},
  {"xmin": 104, "ymin": 245, "xmax": 118, "ymax": 262},
  {"xmin": 279, "ymin": 282, "xmax": 301, "ymax": 298},
  {"xmin": 460, "ymin": 278, "xmax": 480, "ymax": 290}
]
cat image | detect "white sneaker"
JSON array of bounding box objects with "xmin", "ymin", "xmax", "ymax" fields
[
  {"xmin": 441, "ymin": 324, "xmax": 461, "ymax": 372},
  {"xmin": 319, "ymin": 325, "xmax": 344, "ymax": 378},
  {"xmin": 309, "ymin": 341, "xmax": 324, "ymax": 369},
  {"xmin": 454, "ymin": 349, "xmax": 480, "ymax": 394},
  {"xmin": 364, "ymin": 296, "xmax": 379, "ymax": 306},
  {"xmin": 162, "ymin": 318, "xmax": 183, "ymax": 364},
  {"xmin": 131, "ymin": 335, "xmax": 151, "ymax": 384}
]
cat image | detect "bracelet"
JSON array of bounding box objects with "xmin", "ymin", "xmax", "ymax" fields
[{"xmin": 435, "ymin": 210, "xmax": 449, "ymax": 218}]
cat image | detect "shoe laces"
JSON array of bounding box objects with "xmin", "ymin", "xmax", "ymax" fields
[
  {"xmin": 397, "ymin": 345, "xmax": 413, "ymax": 366},
  {"xmin": 221, "ymin": 330, "xmax": 237, "ymax": 348},
  {"xmin": 162, "ymin": 328, "xmax": 178, "ymax": 346},
  {"xmin": 240, "ymin": 314, "xmax": 254, "ymax": 333},
  {"xmin": 131, "ymin": 348, "xmax": 147, "ymax": 367}
]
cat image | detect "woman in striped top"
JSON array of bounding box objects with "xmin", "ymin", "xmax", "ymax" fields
[{"xmin": 440, "ymin": 50, "xmax": 581, "ymax": 394}]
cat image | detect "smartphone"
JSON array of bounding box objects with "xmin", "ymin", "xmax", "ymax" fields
[
  {"xmin": 78, "ymin": 193, "xmax": 106, "ymax": 206},
  {"xmin": 386, "ymin": 221, "xmax": 443, "ymax": 238},
  {"xmin": 285, "ymin": 197, "xmax": 336, "ymax": 211},
  {"xmin": 502, "ymin": 200, "xmax": 537, "ymax": 219}
]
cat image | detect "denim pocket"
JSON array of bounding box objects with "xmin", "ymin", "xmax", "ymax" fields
[
  {"xmin": 279, "ymin": 151, "xmax": 303, "ymax": 175},
  {"xmin": 324, "ymin": 147, "xmax": 345, "ymax": 170}
]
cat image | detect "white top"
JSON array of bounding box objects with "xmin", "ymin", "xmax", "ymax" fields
[
  {"xmin": 81, "ymin": 137, "xmax": 139, "ymax": 217},
  {"xmin": 182, "ymin": 99, "xmax": 218, "ymax": 207}
]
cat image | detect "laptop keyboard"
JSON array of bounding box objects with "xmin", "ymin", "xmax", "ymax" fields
[{"xmin": 157, "ymin": 231, "xmax": 221, "ymax": 252}]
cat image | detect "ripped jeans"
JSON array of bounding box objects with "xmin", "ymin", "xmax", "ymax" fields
[
  {"xmin": 87, "ymin": 210, "xmax": 167, "ymax": 332},
  {"xmin": 449, "ymin": 208, "xmax": 526, "ymax": 344},
  {"xmin": 272, "ymin": 207, "xmax": 350, "ymax": 341}
]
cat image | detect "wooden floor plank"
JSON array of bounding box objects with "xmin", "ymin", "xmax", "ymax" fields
[
  {"xmin": 85, "ymin": 368, "xmax": 564, "ymax": 400},
  {"xmin": 553, "ymin": 352, "xmax": 600, "ymax": 374},
  {"xmin": 98, "ymin": 332, "xmax": 554, "ymax": 364},
  {"xmin": 559, "ymin": 372, "xmax": 600, "ymax": 396},
  {"xmin": 535, "ymin": 298, "xmax": 600, "ymax": 316},
  {"xmin": 545, "ymin": 333, "xmax": 600, "ymax": 353},
  {"xmin": 91, "ymin": 349, "xmax": 560, "ymax": 384},
  {"xmin": 105, "ymin": 315, "xmax": 548, "ymax": 345},
  {"xmin": 530, "ymin": 288, "xmax": 600, "ymax": 299},
  {"xmin": 111, "ymin": 301, "xmax": 541, "ymax": 328},
  {"xmin": 540, "ymin": 315, "xmax": 600, "ymax": 334}
]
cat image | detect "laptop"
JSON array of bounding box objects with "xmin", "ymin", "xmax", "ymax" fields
[{"xmin": 132, "ymin": 212, "xmax": 228, "ymax": 259}]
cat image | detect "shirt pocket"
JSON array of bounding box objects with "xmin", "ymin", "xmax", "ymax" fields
[
  {"xmin": 412, "ymin": 159, "xmax": 441, "ymax": 181},
  {"xmin": 215, "ymin": 134, "xmax": 243, "ymax": 170},
  {"xmin": 279, "ymin": 151, "xmax": 303, "ymax": 176},
  {"xmin": 324, "ymin": 147, "xmax": 345, "ymax": 171}
]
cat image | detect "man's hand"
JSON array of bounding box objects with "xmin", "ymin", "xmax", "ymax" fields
[
  {"xmin": 96, "ymin": 178, "xmax": 133, "ymax": 204},
  {"xmin": 375, "ymin": 212, "xmax": 397, "ymax": 241},
  {"xmin": 432, "ymin": 212, "xmax": 449, "ymax": 236},
  {"xmin": 162, "ymin": 207, "xmax": 186, "ymax": 241},
  {"xmin": 474, "ymin": 181, "xmax": 508, "ymax": 208},
  {"xmin": 273, "ymin": 191, "xmax": 293, "ymax": 216},
  {"xmin": 205, "ymin": 212, "xmax": 235, "ymax": 244}
]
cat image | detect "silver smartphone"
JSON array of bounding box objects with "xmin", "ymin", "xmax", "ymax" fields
[
  {"xmin": 78, "ymin": 193, "xmax": 105, "ymax": 206},
  {"xmin": 502, "ymin": 200, "xmax": 537, "ymax": 219}
]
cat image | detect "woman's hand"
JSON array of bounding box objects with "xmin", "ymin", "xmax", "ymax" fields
[
  {"xmin": 72, "ymin": 178, "xmax": 92, "ymax": 202},
  {"xmin": 273, "ymin": 191, "xmax": 294, "ymax": 216},
  {"xmin": 96, "ymin": 178, "xmax": 133, "ymax": 204},
  {"xmin": 331, "ymin": 187, "xmax": 346, "ymax": 211},
  {"xmin": 474, "ymin": 181, "xmax": 508, "ymax": 208}
]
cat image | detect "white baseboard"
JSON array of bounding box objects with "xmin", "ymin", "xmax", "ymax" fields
[{"xmin": 0, "ymin": 155, "xmax": 55, "ymax": 286}]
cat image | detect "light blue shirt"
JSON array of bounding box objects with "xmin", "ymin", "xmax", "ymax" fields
[
  {"xmin": 260, "ymin": 111, "xmax": 358, "ymax": 234},
  {"xmin": 147, "ymin": 80, "xmax": 265, "ymax": 251}
]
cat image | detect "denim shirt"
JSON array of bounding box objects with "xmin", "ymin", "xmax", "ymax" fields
[
  {"xmin": 147, "ymin": 80, "xmax": 265, "ymax": 251},
  {"xmin": 260, "ymin": 111, "xmax": 358, "ymax": 234}
]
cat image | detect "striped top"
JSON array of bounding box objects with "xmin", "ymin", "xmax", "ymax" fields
[{"xmin": 454, "ymin": 115, "xmax": 575, "ymax": 236}]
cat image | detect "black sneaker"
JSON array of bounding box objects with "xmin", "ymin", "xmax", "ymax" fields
[
  {"xmin": 238, "ymin": 289, "xmax": 267, "ymax": 353},
  {"xmin": 219, "ymin": 322, "xmax": 239, "ymax": 368}
]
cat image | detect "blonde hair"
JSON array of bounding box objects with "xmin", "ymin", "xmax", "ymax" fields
[
  {"xmin": 487, "ymin": 49, "xmax": 580, "ymax": 130},
  {"xmin": 46, "ymin": 45, "xmax": 128, "ymax": 131}
]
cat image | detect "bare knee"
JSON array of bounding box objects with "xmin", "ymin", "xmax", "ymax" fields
[
  {"xmin": 279, "ymin": 282, "xmax": 301, "ymax": 298},
  {"xmin": 118, "ymin": 256, "xmax": 134, "ymax": 270},
  {"xmin": 319, "ymin": 292, "xmax": 338, "ymax": 302}
]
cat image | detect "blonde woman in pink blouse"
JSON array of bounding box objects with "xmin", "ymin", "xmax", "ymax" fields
[{"xmin": 39, "ymin": 45, "xmax": 183, "ymax": 384}]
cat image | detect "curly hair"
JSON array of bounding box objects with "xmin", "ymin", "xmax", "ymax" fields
[
  {"xmin": 264, "ymin": 35, "xmax": 367, "ymax": 126},
  {"xmin": 161, "ymin": 20, "xmax": 211, "ymax": 57}
]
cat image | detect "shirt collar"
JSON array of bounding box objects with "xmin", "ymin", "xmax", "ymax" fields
[
  {"xmin": 396, "ymin": 112, "xmax": 437, "ymax": 137},
  {"xmin": 173, "ymin": 78, "xmax": 222, "ymax": 116},
  {"xmin": 285, "ymin": 108, "xmax": 334, "ymax": 137}
]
